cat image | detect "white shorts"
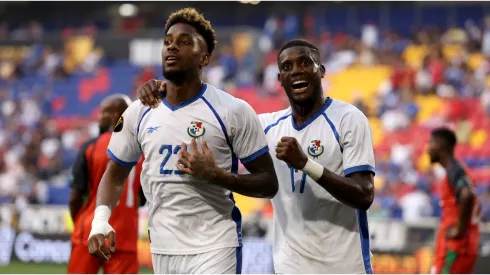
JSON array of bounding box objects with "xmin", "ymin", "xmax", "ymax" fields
[
  {"xmin": 273, "ymin": 242, "xmax": 367, "ymax": 274},
  {"xmin": 151, "ymin": 247, "xmax": 242, "ymax": 274}
]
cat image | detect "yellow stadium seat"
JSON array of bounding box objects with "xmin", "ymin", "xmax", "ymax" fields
[
  {"xmin": 369, "ymin": 117, "xmax": 383, "ymax": 147},
  {"xmin": 469, "ymin": 129, "xmax": 487, "ymax": 149},
  {"xmin": 325, "ymin": 65, "xmax": 392, "ymax": 105},
  {"xmin": 417, "ymin": 152, "xmax": 431, "ymax": 172},
  {"xmin": 374, "ymin": 176, "xmax": 385, "ymax": 190},
  {"xmin": 414, "ymin": 95, "xmax": 443, "ymax": 123},
  {"xmin": 442, "ymin": 44, "xmax": 462, "ymax": 62},
  {"xmin": 467, "ymin": 53, "xmax": 484, "ymax": 71},
  {"xmin": 233, "ymin": 193, "xmax": 263, "ymax": 217},
  {"xmin": 403, "ymin": 45, "xmax": 428, "ymax": 69}
]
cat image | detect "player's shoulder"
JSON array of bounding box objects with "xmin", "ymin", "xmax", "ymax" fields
[
  {"xmin": 203, "ymin": 84, "xmax": 248, "ymax": 107},
  {"xmin": 121, "ymin": 99, "xmax": 153, "ymax": 123},
  {"xmin": 202, "ymin": 83, "xmax": 256, "ymax": 116},
  {"xmin": 260, "ymin": 108, "xmax": 291, "ymax": 131},
  {"xmin": 327, "ymin": 98, "xmax": 365, "ymax": 118},
  {"xmin": 126, "ymin": 99, "xmax": 150, "ymax": 114},
  {"xmin": 327, "ymin": 98, "xmax": 368, "ymax": 125}
]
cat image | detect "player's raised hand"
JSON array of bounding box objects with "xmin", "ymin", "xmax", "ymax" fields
[
  {"xmin": 176, "ymin": 139, "xmax": 220, "ymax": 181},
  {"xmin": 138, "ymin": 79, "xmax": 165, "ymax": 109},
  {"xmin": 276, "ymin": 136, "xmax": 308, "ymax": 170}
]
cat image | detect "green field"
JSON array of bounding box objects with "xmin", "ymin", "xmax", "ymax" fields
[{"xmin": 0, "ymin": 261, "xmax": 153, "ymax": 274}]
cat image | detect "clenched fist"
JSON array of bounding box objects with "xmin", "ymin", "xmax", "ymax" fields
[
  {"xmin": 276, "ymin": 137, "xmax": 308, "ymax": 170},
  {"xmin": 138, "ymin": 79, "xmax": 165, "ymax": 108},
  {"xmin": 87, "ymin": 228, "xmax": 115, "ymax": 261}
]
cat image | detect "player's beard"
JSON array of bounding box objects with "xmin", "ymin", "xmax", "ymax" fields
[{"xmin": 163, "ymin": 68, "xmax": 187, "ymax": 86}]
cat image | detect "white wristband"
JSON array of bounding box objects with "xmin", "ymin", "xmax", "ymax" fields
[
  {"xmin": 93, "ymin": 205, "xmax": 111, "ymax": 223},
  {"xmin": 301, "ymin": 158, "xmax": 324, "ymax": 181},
  {"xmin": 89, "ymin": 205, "xmax": 114, "ymax": 239}
]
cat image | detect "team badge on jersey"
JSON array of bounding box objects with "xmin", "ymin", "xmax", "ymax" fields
[
  {"xmin": 307, "ymin": 140, "xmax": 324, "ymax": 158},
  {"xmin": 114, "ymin": 116, "xmax": 124, "ymax": 132},
  {"xmin": 187, "ymin": 121, "xmax": 205, "ymax": 138}
]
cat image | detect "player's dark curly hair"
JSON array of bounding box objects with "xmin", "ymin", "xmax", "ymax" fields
[
  {"xmin": 277, "ymin": 39, "xmax": 320, "ymax": 63},
  {"xmin": 164, "ymin": 8, "xmax": 217, "ymax": 55},
  {"xmin": 431, "ymin": 127, "xmax": 457, "ymax": 153}
]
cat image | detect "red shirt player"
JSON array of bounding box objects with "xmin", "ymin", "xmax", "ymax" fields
[
  {"xmin": 428, "ymin": 127, "xmax": 480, "ymax": 274},
  {"xmin": 67, "ymin": 95, "xmax": 144, "ymax": 274}
]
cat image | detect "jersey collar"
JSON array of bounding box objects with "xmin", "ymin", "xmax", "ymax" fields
[{"xmin": 291, "ymin": 97, "xmax": 333, "ymax": 131}]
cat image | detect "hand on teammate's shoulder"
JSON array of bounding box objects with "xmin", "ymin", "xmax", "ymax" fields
[{"xmin": 138, "ymin": 79, "xmax": 165, "ymax": 108}]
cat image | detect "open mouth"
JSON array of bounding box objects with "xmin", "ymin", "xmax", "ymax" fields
[{"xmin": 291, "ymin": 80, "xmax": 309, "ymax": 93}]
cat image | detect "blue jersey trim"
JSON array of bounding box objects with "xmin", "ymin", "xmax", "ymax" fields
[
  {"xmin": 161, "ymin": 83, "xmax": 207, "ymax": 111},
  {"xmin": 200, "ymin": 96, "xmax": 232, "ymax": 148},
  {"xmin": 240, "ymin": 145, "xmax": 269, "ymax": 164},
  {"xmin": 344, "ymin": 165, "xmax": 375, "ymax": 176},
  {"xmin": 321, "ymin": 112, "xmax": 344, "ymax": 153},
  {"xmin": 356, "ymin": 209, "xmax": 373, "ymax": 274},
  {"xmin": 235, "ymin": 246, "xmax": 243, "ymax": 274},
  {"xmin": 107, "ymin": 149, "xmax": 138, "ymax": 167},
  {"xmin": 264, "ymin": 114, "xmax": 291, "ymax": 135},
  {"xmin": 291, "ymin": 97, "xmax": 333, "ymax": 131},
  {"xmin": 137, "ymin": 107, "xmax": 152, "ymax": 134},
  {"xmin": 229, "ymin": 193, "xmax": 243, "ymax": 246},
  {"xmin": 200, "ymin": 95, "xmax": 240, "ymax": 174}
]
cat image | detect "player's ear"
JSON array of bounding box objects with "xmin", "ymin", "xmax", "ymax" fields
[
  {"xmin": 320, "ymin": 64, "xmax": 326, "ymax": 78},
  {"xmin": 200, "ymin": 53, "xmax": 210, "ymax": 67},
  {"xmin": 277, "ymin": 73, "xmax": 283, "ymax": 87}
]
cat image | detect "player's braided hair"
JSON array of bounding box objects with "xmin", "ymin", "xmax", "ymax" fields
[
  {"xmin": 277, "ymin": 39, "xmax": 320, "ymax": 63},
  {"xmin": 164, "ymin": 8, "xmax": 217, "ymax": 55},
  {"xmin": 431, "ymin": 127, "xmax": 457, "ymax": 153}
]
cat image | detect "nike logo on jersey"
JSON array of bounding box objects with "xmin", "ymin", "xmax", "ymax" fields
[{"xmin": 147, "ymin": 126, "xmax": 161, "ymax": 134}]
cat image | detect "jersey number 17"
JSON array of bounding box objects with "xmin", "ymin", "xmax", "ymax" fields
[{"xmin": 289, "ymin": 165, "xmax": 307, "ymax": 193}]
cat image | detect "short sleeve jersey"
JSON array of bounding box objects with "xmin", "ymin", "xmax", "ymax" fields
[
  {"xmin": 107, "ymin": 83, "xmax": 269, "ymax": 255},
  {"xmin": 259, "ymin": 98, "xmax": 375, "ymax": 273}
]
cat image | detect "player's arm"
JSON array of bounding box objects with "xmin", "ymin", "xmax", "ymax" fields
[
  {"xmin": 211, "ymin": 146, "xmax": 278, "ymax": 199},
  {"xmin": 316, "ymin": 109, "xmax": 375, "ymax": 210},
  {"xmin": 447, "ymin": 167, "xmax": 476, "ymax": 238},
  {"xmin": 88, "ymin": 103, "xmax": 143, "ymax": 260},
  {"xmin": 277, "ymin": 108, "xmax": 375, "ymax": 210},
  {"xmin": 68, "ymin": 140, "xmax": 93, "ymax": 222},
  {"xmin": 177, "ymin": 101, "xmax": 278, "ymax": 199}
]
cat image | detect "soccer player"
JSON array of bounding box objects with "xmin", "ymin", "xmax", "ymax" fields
[
  {"xmin": 428, "ymin": 128, "xmax": 480, "ymax": 274},
  {"xmin": 87, "ymin": 8, "xmax": 278, "ymax": 274},
  {"xmin": 138, "ymin": 39, "xmax": 375, "ymax": 274},
  {"xmin": 68, "ymin": 94, "xmax": 144, "ymax": 274}
]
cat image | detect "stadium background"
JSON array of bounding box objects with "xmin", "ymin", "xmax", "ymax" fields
[{"xmin": 0, "ymin": 1, "xmax": 490, "ymax": 273}]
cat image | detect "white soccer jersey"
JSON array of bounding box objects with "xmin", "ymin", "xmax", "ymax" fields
[
  {"xmin": 259, "ymin": 98, "xmax": 375, "ymax": 274},
  {"xmin": 107, "ymin": 83, "xmax": 269, "ymax": 255}
]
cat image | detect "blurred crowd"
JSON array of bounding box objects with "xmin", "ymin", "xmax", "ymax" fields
[{"xmin": 0, "ymin": 10, "xmax": 490, "ymax": 232}]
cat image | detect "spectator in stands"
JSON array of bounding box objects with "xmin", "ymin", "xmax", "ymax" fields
[{"xmin": 399, "ymin": 183, "xmax": 433, "ymax": 222}]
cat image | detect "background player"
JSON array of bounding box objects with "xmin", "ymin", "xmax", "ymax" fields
[
  {"xmin": 68, "ymin": 94, "xmax": 144, "ymax": 274},
  {"xmin": 428, "ymin": 128, "xmax": 480, "ymax": 274},
  {"xmin": 88, "ymin": 8, "xmax": 278, "ymax": 274},
  {"xmin": 138, "ymin": 39, "xmax": 375, "ymax": 273}
]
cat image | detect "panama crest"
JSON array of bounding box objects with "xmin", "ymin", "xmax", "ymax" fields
[
  {"xmin": 187, "ymin": 121, "xmax": 206, "ymax": 138},
  {"xmin": 307, "ymin": 140, "xmax": 324, "ymax": 158}
]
